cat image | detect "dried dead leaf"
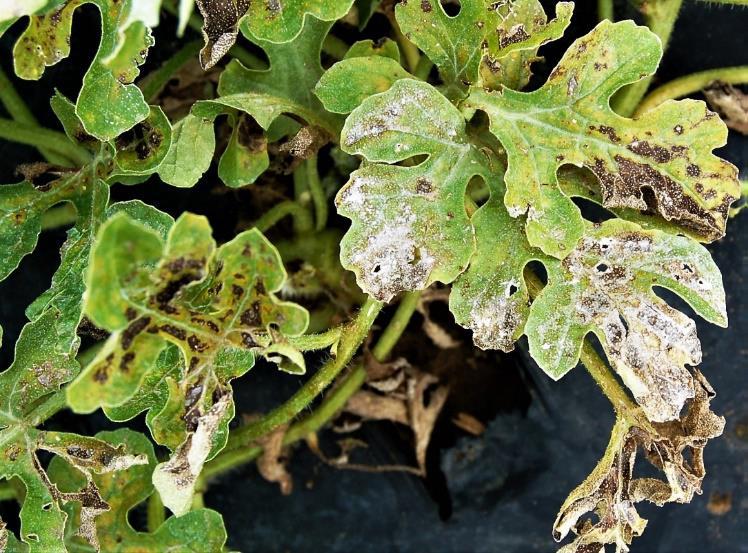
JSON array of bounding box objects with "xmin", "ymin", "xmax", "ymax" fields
[
  {"xmin": 554, "ymin": 369, "xmax": 724, "ymax": 553},
  {"xmin": 278, "ymin": 126, "xmax": 330, "ymax": 160},
  {"xmin": 342, "ymin": 363, "xmax": 448, "ymax": 474},
  {"xmin": 418, "ymin": 288, "xmax": 461, "ymax": 350},
  {"xmin": 345, "ymin": 390, "xmax": 409, "ymax": 425},
  {"xmin": 409, "ymin": 372, "xmax": 449, "ymax": 471},
  {"xmin": 257, "ymin": 424, "xmax": 293, "ymax": 495},
  {"xmin": 706, "ymin": 492, "xmax": 732, "ymax": 516},
  {"xmin": 452, "ymin": 412, "xmax": 486, "ymax": 436},
  {"xmin": 704, "ymin": 83, "xmax": 748, "ymax": 135}
]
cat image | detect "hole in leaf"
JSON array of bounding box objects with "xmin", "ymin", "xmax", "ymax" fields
[
  {"xmin": 525, "ymin": 260, "xmax": 548, "ymax": 286},
  {"xmin": 507, "ymin": 283, "xmax": 518, "ymax": 296},
  {"xmin": 571, "ymin": 196, "xmax": 615, "ymax": 223},
  {"xmin": 465, "ymin": 175, "xmax": 489, "ymax": 217},
  {"xmin": 372, "ymin": 264, "xmax": 381, "ymax": 274},
  {"xmin": 596, "ymin": 263, "xmax": 609, "ymax": 273},
  {"xmin": 394, "ymin": 153, "xmax": 428, "ymax": 167},
  {"xmin": 440, "ymin": 0, "xmax": 461, "ymax": 16},
  {"xmin": 640, "ymin": 185, "xmax": 658, "ymax": 215}
]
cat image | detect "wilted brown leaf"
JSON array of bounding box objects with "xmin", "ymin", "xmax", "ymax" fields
[
  {"xmin": 554, "ymin": 369, "xmax": 724, "ymax": 553},
  {"xmin": 257, "ymin": 424, "xmax": 293, "ymax": 495},
  {"xmin": 704, "ymin": 83, "xmax": 748, "ymax": 135}
]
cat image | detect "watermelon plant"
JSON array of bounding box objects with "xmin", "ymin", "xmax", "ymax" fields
[{"xmin": 0, "ymin": 0, "xmax": 745, "ymax": 551}]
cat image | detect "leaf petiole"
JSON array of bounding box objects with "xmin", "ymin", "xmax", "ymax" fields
[
  {"xmin": 0, "ymin": 118, "xmax": 92, "ymax": 168},
  {"xmin": 612, "ymin": 0, "xmax": 684, "ymax": 117},
  {"xmin": 635, "ymin": 65, "xmax": 748, "ymax": 115}
]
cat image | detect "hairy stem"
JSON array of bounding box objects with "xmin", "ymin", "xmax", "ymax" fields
[
  {"xmin": 146, "ymin": 492, "xmax": 165, "ymax": 531},
  {"xmin": 0, "ymin": 118, "xmax": 91, "ymax": 167},
  {"xmin": 635, "ymin": 65, "xmax": 748, "ymax": 115},
  {"xmin": 202, "ymin": 291, "xmax": 421, "ymax": 482},
  {"xmin": 253, "ymin": 200, "xmax": 314, "ymax": 234},
  {"xmin": 306, "ymin": 156, "xmax": 328, "ymax": 231},
  {"xmin": 0, "ymin": 68, "xmax": 71, "ymax": 166},
  {"xmin": 612, "ymin": 0, "xmax": 683, "ymax": 117},
  {"xmin": 287, "ymin": 326, "xmax": 342, "ymax": 351},
  {"xmin": 696, "ymin": 0, "xmax": 748, "ymax": 4},
  {"xmin": 138, "ymin": 40, "xmax": 202, "ymax": 102},
  {"xmin": 40, "ymin": 203, "xmax": 78, "ymax": 231},
  {"xmin": 221, "ymin": 298, "xmax": 384, "ymax": 452},
  {"xmin": 598, "ymin": 0, "xmax": 614, "ymax": 21},
  {"xmin": 372, "ymin": 291, "xmax": 420, "ymax": 360}
]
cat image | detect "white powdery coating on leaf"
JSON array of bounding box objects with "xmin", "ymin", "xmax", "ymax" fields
[
  {"xmin": 348, "ymin": 207, "xmax": 436, "ymax": 302},
  {"xmin": 153, "ymin": 394, "xmax": 231, "ymax": 516},
  {"xmin": 467, "ymin": 280, "xmax": 521, "ymax": 352}
]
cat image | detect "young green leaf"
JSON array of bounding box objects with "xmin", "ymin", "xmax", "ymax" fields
[
  {"xmin": 11, "ymin": 0, "xmax": 156, "ymax": 140},
  {"xmin": 66, "ymin": 212, "xmax": 308, "ymax": 514},
  {"xmin": 0, "ymin": 314, "xmax": 147, "ymax": 552},
  {"xmin": 395, "ymin": 0, "xmax": 572, "ymax": 97},
  {"xmin": 160, "ymin": 16, "xmax": 342, "ymax": 188},
  {"xmin": 467, "ymin": 20, "xmax": 739, "ymax": 257},
  {"xmin": 315, "ymin": 39, "xmax": 412, "ymax": 114},
  {"xmin": 526, "ymin": 219, "xmax": 726, "ymax": 422},
  {"xmin": 48, "ymin": 428, "xmax": 227, "ymax": 551},
  {"xmin": 337, "ymin": 78, "xmax": 500, "ymax": 301}
]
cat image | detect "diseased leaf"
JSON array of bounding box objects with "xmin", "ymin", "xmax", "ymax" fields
[
  {"xmin": 0, "ymin": 315, "xmax": 147, "ymax": 552},
  {"xmin": 467, "ymin": 20, "xmax": 740, "ymax": 257},
  {"xmin": 526, "ymin": 219, "xmax": 726, "ymax": 422},
  {"xmin": 704, "ymin": 83, "xmax": 748, "ymax": 135},
  {"xmin": 48, "ymin": 429, "xmax": 227, "ymax": 551},
  {"xmin": 450, "ymin": 183, "xmax": 554, "ymax": 352},
  {"xmin": 195, "ymin": 0, "xmax": 250, "ymax": 69},
  {"xmin": 395, "ymin": 0, "xmax": 572, "ymax": 98},
  {"xmin": 66, "ymin": 212, "xmax": 308, "ymax": 514},
  {"xmin": 554, "ymin": 370, "xmax": 725, "ymax": 552},
  {"xmin": 160, "ymin": 16, "xmax": 341, "ymax": 188},
  {"xmin": 239, "ymin": 0, "xmax": 353, "ymax": 44},
  {"xmin": 337, "ymin": 78, "xmax": 500, "ymax": 301},
  {"xmin": 11, "ymin": 0, "xmax": 156, "ymax": 140},
  {"xmin": 315, "ymin": 40, "xmax": 412, "ymax": 114}
]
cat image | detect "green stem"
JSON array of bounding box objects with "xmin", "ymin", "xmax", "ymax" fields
[
  {"xmin": 612, "ymin": 0, "xmax": 683, "ymax": 117},
  {"xmin": 287, "ymin": 326, "xmax": 342, "ymax": 351},
  {"xmin": 29, "ymin": 391, "xmax": 67, "ymax": 426},
  {"xmin": 139, "ymin": 40, "xmax": 202, "ymax": 102},
  {"xmin": 393, "ymin": 21, "xmax": 420, "ymax": 73},
  {"xmin": 146, "ymin": 492, "xmax": 165, "ymax": 531},
  {"xmin": 41, "ymin": 203, "xmax": 78, "ymax": 231},
  {"xmin": 201, "ymin": 292, "xmax": 421, "ymax": 482},
  {"xmin": 306, "ymin": 156, "xmax": 328, "ymax": 231},
  {"xmin": 252, "ymin": 200, "xmax": 314, "ymax": 234},
  {"xmin": 372, "ymin": 291, "xmax": 420, "ymax": 361},
  {"xmin": 0, "ymin": 118, "xmax": 91, "ymax": 167},
  {"xmin": 635, "ymin": 65, "xmax": 748, "ymax": 115},
  {"xmin": 0, "ymin": 68, "xmax": 72, "ymax": 166},
  {"xmin": 0, "ymin": 481, "xmax": 16, "ymax": 502},
  {"xmin": 322, "ymin": 34, "xmax": 349, "ymax": 60},
  {"xmin": 221, "ymin": 298, "xmax": 384, "ymax": 452},
  {"xmin": 598, "ymin": 0, "xmax": 614, "ymax": 21},
  {"xmin": 413, "ymin": 56, "xmax": 434, "ymax": 81}
]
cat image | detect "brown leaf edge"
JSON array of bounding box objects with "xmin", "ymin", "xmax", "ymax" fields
[{"xmin": 553, "ymin": 369, "xmax": 724, "ymax": 553}]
